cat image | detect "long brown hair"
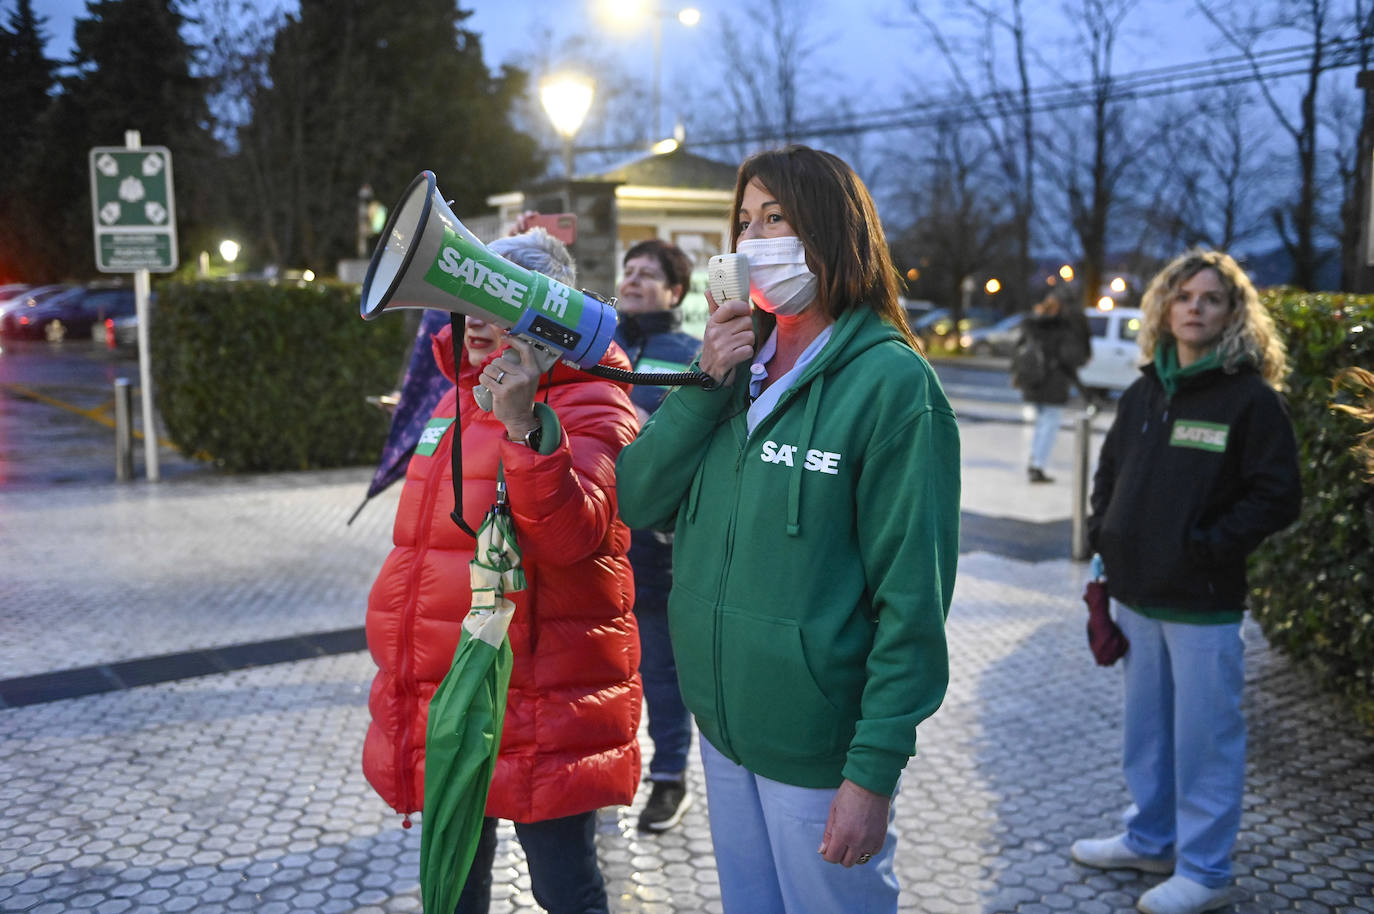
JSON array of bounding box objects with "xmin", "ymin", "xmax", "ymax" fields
[{"xmin": 729, "ymin": 145, "xmax": 921, "ymax": 352}]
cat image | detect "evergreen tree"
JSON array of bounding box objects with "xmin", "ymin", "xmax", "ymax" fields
[
  {"xmin": 24, "ymin": 0, "xmax": 214, "ymax": 279},
  {"xmin": 233, "ymin": 0, "xmax": 543, "ymax": 270},
  {"xmin": 0, "ymin": 0, "xmax": 57, "ymax": 281}
]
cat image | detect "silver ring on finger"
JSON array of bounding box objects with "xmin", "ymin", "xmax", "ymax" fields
[
  {"xmin": 496, "ymin": 370, "xmax": 506, "ymax": 383},
  {"xmin": 856, "ymin": 853, "xmax": 873, "ymax": 865}
]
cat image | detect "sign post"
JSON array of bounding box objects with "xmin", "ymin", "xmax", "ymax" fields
[{"xmin": 90, "ymin": 131, "xmax": 177, "ymax": 481}]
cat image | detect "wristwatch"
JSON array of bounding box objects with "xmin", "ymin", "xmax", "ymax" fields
[{"xmin": 509, "ymin": 418, "xmax": 542, "ymax": 449}]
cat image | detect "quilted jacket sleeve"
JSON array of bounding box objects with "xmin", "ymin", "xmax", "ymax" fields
[{"xmin": 500, "ymin": 376, "xmax": 640, "ymax": 567}]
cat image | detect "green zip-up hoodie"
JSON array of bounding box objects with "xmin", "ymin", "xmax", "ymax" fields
[{"xmin": 616, "ymin": 306, "xmax": 960, "ymax": 796}]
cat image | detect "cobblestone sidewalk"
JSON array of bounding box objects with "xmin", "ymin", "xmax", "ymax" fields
[{"xmin": 1, "ymin": 449, "xmax": 1371, "ymax": 912}]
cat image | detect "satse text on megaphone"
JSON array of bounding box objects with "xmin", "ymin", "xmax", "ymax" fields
[{"xmin": 359, "ymin": 171, "xmax": 616, "ymax": 372}]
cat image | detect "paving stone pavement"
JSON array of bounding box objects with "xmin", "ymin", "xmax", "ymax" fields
[{"xmin": 2, "ymin": 415, "xmax": 1372, "ymax": 913}]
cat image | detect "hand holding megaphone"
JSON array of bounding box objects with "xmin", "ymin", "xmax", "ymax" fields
[{"xmin": 478, "ymin": 334, "xmax": 543, "ymax": 440}]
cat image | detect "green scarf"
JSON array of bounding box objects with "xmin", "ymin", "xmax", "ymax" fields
[{"xmin": 1153, "ymin": 340, "xmax": 1224, "ymax": 398}]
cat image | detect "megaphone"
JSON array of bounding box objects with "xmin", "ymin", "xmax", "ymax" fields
[{"xmin": 360, "ymin": 171, "xmax": 617, "ymax": 374}]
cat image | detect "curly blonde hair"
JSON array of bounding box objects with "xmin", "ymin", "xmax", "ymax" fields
[
  {"xmin": 1332, "ymin": 367, "xmax": 1374, "ymax": 481},
  {"xmin": 1137, "ymin": 248, "xmax": 1288, "ymax": 389}
]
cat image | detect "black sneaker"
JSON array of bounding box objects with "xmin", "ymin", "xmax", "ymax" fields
[
  {"xmin": 637, "ymin": 778, "xmax": 691, "ymax": 832},
  {"xmin": 1028, "ymin": 467, "xmax": 1055, "ymax": 484}
]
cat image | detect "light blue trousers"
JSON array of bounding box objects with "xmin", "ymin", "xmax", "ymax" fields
[
  {"xmin": 1117, "ymin": 603, "xmax": 1246, "ymax": 888},
  {"xmin": 699, "ymin": 737, "xmax": 900, "ymax": 914},
  {"xmin": 1029, "ymin": 404, "xmax": 1064, "ymax": 470}
]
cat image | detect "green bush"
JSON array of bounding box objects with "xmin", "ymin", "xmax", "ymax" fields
[
  {"xmin": 1250, "ymin": 290, "xmax": 1374, "ymax": 727},
  {"xmin": 151, "ymin": 279, "xmax": 410, "ymax": 472}
]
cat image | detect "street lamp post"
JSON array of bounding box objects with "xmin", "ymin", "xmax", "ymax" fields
[
  {"xmin": 540, "ymin": 75, "xmax": 595, "ymax": 179},
  {"xmin": 602, "ymin": 1, "xmax": 700, "ymax": 140}
]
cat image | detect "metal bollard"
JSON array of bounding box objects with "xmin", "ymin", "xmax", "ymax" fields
[
  {"xmin": 114, "ymin": 378, "xmax": 134, "ymax": 482},
  {"xmin": 1071, "ymin": 413, "xmax": 1092, "ymax": 560}
]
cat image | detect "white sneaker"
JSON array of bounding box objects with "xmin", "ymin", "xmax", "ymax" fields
[
  {"xmin": 1070, "ymin": 834, "xmax": 1174, "ymax": 874},
  {"xmin": 1137, "ymin": 875, "xmax": 1241, "ymax": 914}
]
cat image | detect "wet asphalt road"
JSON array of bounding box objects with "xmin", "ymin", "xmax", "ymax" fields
[{"xmin": 0, "ymin": 337, "xmax": 204, "ymax": 488}]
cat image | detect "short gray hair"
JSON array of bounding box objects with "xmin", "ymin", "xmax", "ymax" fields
[{"xmin": 488, "ymin": 227, "xmax": 577, "ymax": 286}]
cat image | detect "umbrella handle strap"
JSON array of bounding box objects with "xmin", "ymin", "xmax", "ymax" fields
[{"xmin": 449, "ymin": 314, "xmax": 477, "ymax": 537}]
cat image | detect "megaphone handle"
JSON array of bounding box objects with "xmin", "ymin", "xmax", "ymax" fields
[{"xmin": 473, "ymin": 348, "xmax": 521, "ymax": 413}]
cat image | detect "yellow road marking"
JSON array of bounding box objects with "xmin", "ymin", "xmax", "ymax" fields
[{"xmin": 1, "ymin": 383, "xmax": 179, "ymax": 449}]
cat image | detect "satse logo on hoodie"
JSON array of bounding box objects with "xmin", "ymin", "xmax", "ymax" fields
[{"xmin": 759, "ymin": 440, "xmax": 842, "ymax": 475}]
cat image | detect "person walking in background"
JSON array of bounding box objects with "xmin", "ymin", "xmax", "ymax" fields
[
  {"xmin": 613, "ymin": 239, "xmax": 702, "ymax": 832},
  {"xmin": 1012, "ymin": 289, "xmax": 1091, "ymax": 483},
  {"xmin": 362, "ymin": 229, "xmax": 642, "ymax": 914},
  {"xmin": 1073, "ymin": 249, "xmax": 1301, "ymax": 914},
  {"xmin": 616, "ymin": 145, "xmax": 960, "ymax": 914}
]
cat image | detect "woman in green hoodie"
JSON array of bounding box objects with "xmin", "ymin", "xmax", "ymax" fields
[
  {"xmin": 1075, "ymin": 249, "xmax": 1300, "ymax": 914},
  {"xmin": 616, "ymin": 145, "xmax": 961, "ymax": 914}
]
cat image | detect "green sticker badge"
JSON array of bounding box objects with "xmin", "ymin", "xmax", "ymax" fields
[
  {"xmin": 415, "ymin": 417, "xmax": 455, "ymax": 457},
  {"xmin": 1170, "ymin": 420, "xmax": 1229, "ymax": 453}
]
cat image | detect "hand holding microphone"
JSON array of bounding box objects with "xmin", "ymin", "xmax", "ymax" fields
[{"xmin": 701, "ymin": 253, "xmax": 754, "ymax": 386}]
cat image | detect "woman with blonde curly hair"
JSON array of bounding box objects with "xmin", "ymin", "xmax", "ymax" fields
[{"xmin": 1072, "ymin": 249, "xmax": 1302, "ymax": 914}]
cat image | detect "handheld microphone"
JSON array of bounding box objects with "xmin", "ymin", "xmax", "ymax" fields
[{"xmin": 708, "ymin": 253, "xmax": 750, "ymax": 304}]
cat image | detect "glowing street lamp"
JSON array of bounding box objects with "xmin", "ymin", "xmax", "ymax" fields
[
  {"xmin": 984, "ymin": 278, "xmax": 1001, "ymax": 295},
  {"xmin": 540, "ymin": 75, "xmax": 595, "ymax": 179},
  {"xmin": 1097, "ymin": 295, "xmax": 1115, "ymax": 311},
  {"xmin": 1059, "ymin": 264, "xmax": 1075, "ymax": 282},
  {"xmin": 219, "ymin": 239, "xmax": 241, "ymax": 263},
  {"xmin": 1109, "ymin": 276, "xmax": 1127, "ymax": 293},
  {"xmin": 599, "ymin": 0, "xmax": 701, "ymax": 140}
]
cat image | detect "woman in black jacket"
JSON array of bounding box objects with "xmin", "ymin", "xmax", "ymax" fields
[
  {"xmin": 1071, "ymin": 249, "xmax": 1301, "ymax": 914},
  {"xmin": 1012, "ymin": 291, "xmax": 1090, "ymax": 482}
]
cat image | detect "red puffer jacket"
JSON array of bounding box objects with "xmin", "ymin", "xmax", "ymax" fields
[{"xmin": 363, "ymin": 325, "xmax": 642, "ymax": 823}]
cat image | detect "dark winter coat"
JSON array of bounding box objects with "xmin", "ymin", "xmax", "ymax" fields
[
  {"xmin": 1088, "ymin": 361, "xmax": 1301, "ymax": 616},
  {"xmin": 1013, "ymin": 309, "xmax": 1090, "ymax": 405},
  {"xmin": 613, "ymin": 309, "xmax": 701, "ymax": 612}
]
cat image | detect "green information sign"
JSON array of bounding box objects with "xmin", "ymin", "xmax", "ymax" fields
[{"xmin": 89, "ymin": 146, "xmax": 178, "ymax": 272}]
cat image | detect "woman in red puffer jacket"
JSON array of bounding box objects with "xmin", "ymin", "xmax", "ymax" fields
[{"xmin": 363, "ymin": 229, "xmax": 641, "ymax": 914}]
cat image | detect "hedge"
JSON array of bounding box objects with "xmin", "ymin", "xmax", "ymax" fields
[
  {"xmin": 1250, "ymin": 289, "xmax": 1374, "ymax": 728},
  {"xmin": 151, "ymin": 279, "xmax": 410, "ymax": 472}
]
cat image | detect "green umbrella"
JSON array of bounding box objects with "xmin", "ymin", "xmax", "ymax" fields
[{"xmin": 420, "ymin": 474, "xmax": 525, "ymax": 914}]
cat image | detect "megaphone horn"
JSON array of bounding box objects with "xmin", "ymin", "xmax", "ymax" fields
[{"xmin": 359, "ymin": 171, "xmax": 616, "ymax": 371}]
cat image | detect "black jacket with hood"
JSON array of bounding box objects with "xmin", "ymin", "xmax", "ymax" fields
[{"xmin": 1088, "ymin": 360, "xmax": 1301, "ymax": 616}]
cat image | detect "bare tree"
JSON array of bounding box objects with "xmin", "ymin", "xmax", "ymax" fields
[
  {"xmin": 887, "ymin": 116, "xmax": 1016, "ymax": 326},
  {"xmin": 1134, "ymin": 88, "xmax": 1273, "ymax": 252},
  {"xmin": 902, "ymin": 0, "xmax": 1039, "ymax": 312},
  {"xmin": 688, "ymin": 0, "xmax": 835, "ymax": 163},
  {"xmin": 1040, "ymin": 0, "xmax": 1141, "ymax": 311},
  {"xmin": 1340, "ymin": 0, "xmax": 1374, "ymax": 290},
  {"xmin": 1195, "ymin": 0, "xmax": 1342, "ymax": 289}
]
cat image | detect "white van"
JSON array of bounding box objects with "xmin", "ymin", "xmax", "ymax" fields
[{"xmin": 1078, "ymin": 306, "xmax": 1145, "ymax": 395}]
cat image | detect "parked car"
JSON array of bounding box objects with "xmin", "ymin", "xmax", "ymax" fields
[
  {"xmin": 13, "ymin": 283, "xmax": 135, "ymax": 341},
  {"xmin": 0, "ymin": 284, "xmax": 76, "ymax": 336},
  {"xmin": 1078, "ymin": 306, "xmax": 1144, "ymax": 396},
  {"xmin": 915, "ymin": 307, "xmax": 1002, "ymax": 353},
  {"xmin": 963, "ymin": 312, "xmax": 1025, "ymax": 356}
]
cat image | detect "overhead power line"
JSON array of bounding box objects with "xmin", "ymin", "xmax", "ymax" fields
[{"xmin": 574, "ymin": 33, "xmax": 1369, "ymax": 156}]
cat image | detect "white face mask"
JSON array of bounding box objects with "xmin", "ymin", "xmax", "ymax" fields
[{"xmin": 737, "ymin": 236, "xmax": 819, "ymax": 315}]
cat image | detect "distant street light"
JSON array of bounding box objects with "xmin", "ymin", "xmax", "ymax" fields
[
  {"xmin": 1097, "ymin": 295, "xmax": 1115, "ymax": 311},
  {"xmin": 1109, "ymin": 276, "xmax": 1127, "ymax": 293},
  {"xmin": 219, "ymin": 239, "xmax": 240, "ymax": 263},
  {"xmin": 540, "ymin": 75, "xmax": 595, "ymax": 179},
  {"xmin": 599, "ymin": 1, "xmax": 701, "ymax": 140},
  {"xmin": 906, "ymin": 267, "xmax": 920, "ymax": 281},
  {"xmin": 985, "ymin": 278, "xmax": 1001, "ymax": 295},
  {"xmin": 1059, "ymin": 264, "xmax": 1075, "ymax": 281}
]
